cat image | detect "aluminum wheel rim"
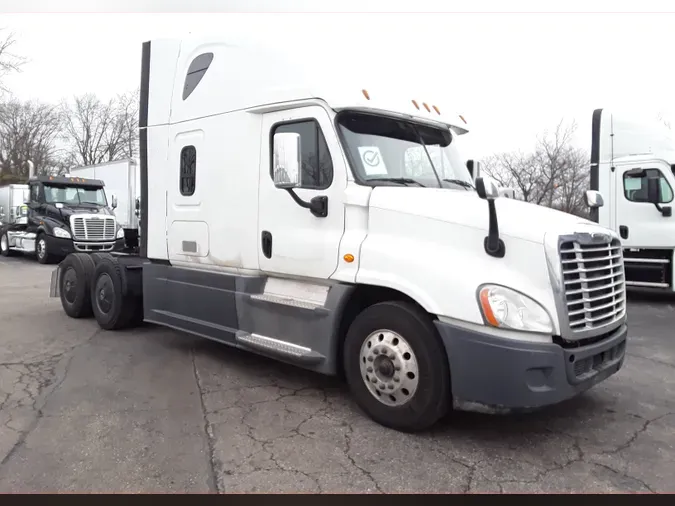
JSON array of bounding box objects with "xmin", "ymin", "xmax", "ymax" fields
[
  {"xmin": 1, "ymin": 234, "xmax": 7, "ymax": 251},
  {"xmin": 37, "ymin": 239, "xmax": 46, "ymax": 258},
  {"xmin": 359, "ymin": 329, "xmax": 419, "ymax": 407}
]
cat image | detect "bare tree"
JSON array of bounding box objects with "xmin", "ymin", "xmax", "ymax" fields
[
  {"xmin": 0, "ymin": 29, "xmax": 26, "ymax": 94},
  {"xmin": 481, "ymin": 119, "xmax": 590, "ymax": 217},
  {"xmin": 60, "ymin": 90, "xmax": 139, "ymax": 168},
  {"xmin": 0, "ymin": 98, "xmax": 62, "ymax": 183}
]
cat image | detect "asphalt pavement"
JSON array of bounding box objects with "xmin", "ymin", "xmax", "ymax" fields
[{"xmin": 0, "ymin": 256, "xmax": 673, "ymax": 493}]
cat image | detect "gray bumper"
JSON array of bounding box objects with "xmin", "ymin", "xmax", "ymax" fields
[{"xmin": 434, "ymin": 321, "xmax": 627, "ymax": 412}]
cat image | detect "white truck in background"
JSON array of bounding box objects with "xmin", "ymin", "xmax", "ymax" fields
[
  {"xmin": 0, "ymin": 183, "xmax": 30, "ymax": 229},
  {"xmin": 68, "ymin": 159, "xmax": 141, "ymax": 252},
  {"xmin": 48, "ymin": 37, "xmax": 627, "ymax": 432},
  {"xmin": 590, "ymin": 108, "xmax": 675, "ymax": 291}
]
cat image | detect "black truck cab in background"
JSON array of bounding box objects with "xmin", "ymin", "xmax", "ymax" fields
[{"xmin": 0, "ymin": 175, "xmax": 126, "ymax": 263}]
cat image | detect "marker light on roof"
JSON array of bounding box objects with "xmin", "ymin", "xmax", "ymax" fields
[
  {"xmin": 433, "ymin": 105, "xmax": 441, "ymax": 115},
  {"xmin": 412, "ymin": 100, "xmax": 420, "ymax": 110},
  {"xmin": 362, "ymin": 89, "xmax": 370, "ymax": 100},
  {"xmin": 423, "ymin": 102, "xmax": 431, "ymax": 112},
  {"xmin": 459, "ymin": 115, "xmax": 467, "ymax": 124}
]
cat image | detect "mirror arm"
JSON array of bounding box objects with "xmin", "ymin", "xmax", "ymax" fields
[
  {"xmin": 484, "ymin": 199, "xmax": 506, "ymax": 258},
  {"xmin": 654, "ymin": 202, "xmax": 672, "ymax": 217},
  {"xmin": 284, "ymin": 189, "xmax": 328, "ymax": 218}
]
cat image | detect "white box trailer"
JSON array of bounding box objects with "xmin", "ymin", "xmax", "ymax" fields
[
  {"xmin": 0, "ymin": 184, "xmax": 30, "ymax": 226},
  {"xmin": 68, "ymin": 159, "xmax": 140, "ymax": 250}
]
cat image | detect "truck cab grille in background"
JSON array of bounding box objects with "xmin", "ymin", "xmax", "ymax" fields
[
  {"xmin": 560, "ymin": 237, "xmax": 626, "ymax": 332},
  {"xmin": 71, "ymin": 216, "xmax": 116, "ymax": 241}
]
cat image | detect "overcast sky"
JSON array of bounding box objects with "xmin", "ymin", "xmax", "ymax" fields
[{"xmin": 2, "ymin": 0, "xmax": 674, "ymax": 160}]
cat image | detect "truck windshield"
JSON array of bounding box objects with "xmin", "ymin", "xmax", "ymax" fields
[
  {"xmin": 43, "ymin": 184, "xmax": 108, "ymax": 206},
  {"xmin": 337, "ymin": 111, "xmax": 474, "ymax": 190}
]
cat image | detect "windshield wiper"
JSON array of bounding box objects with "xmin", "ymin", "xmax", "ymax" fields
[
  {"xmin": 443, "ymin": 178, "xmax": 474, "ymax": 190},
  {"xmin": 372, "ymin": 178, "xmax": 426, "ymax": 187}
]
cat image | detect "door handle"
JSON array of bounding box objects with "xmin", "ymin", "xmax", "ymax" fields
[{"xmin": 261, "ymin": 231, "xmax": 272, "ymax": 259}]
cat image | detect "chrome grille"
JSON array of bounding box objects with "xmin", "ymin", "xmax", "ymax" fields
[
  {"xmin": 70, "ymin": 216, "xmax": 116, "ymax": 241},
  {"xmin": 560, "ymin": 237, "xmax": 626, "ymax": 332}
]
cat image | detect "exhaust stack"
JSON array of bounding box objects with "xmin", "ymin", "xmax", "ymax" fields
[{"xmin": 27, "ymin": 160, "xmax": 35, "ymax": 179}]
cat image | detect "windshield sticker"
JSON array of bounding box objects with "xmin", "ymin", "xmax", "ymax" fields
[{"xmin": 358, "ymin": 146, "xmax": 388, "ymax": 176}]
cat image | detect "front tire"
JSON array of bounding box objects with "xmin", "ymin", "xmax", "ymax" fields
[
  {"xmin": 36, "ymin": 233, "xmax": 54, "ymax": 264},
  {"xmin": 343, "ymin": 301, "xmax": 451, "ymax": 432}
]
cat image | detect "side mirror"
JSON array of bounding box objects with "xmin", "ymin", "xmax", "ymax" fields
[
  {"xmin": 111, "ymin": 194, "xmax": 118, "ymax": 209},
  {"xmin": 272, "ymin": 132, "xmax": 302, "ymax": 189},
  {"xmin": 584, "ymin": 190, "xmax": 604, "ymax": 208},
  {"xmin": 466, "ymin": 159, "xmax": 480, "ymax": 181},
  {"xmin": 647, "ymin": 177, "xmax": 662, "ymax": 204},
  {"xmin": 475, "ymin": 176, "xmax": 499, "ymax": 200}
]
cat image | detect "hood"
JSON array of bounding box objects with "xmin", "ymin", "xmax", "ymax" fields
[
  {"xmin": 54, "ymin": 204, "xmax": 114, "ymax": 221},
  {"xmin": 368, "ymin": 187, "xmax": 592, "ymax": 244}
]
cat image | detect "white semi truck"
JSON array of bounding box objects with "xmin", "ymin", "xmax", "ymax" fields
[
  {"xmin": 68, "ymin": 159, "xmax": 141, "ymax": 251},
  {"xmin": 590, "ymin": 108, "xmax": 675, "ymax": 291},
  {"xmin": 49, "ymin": 38, "xmax": 628, "ymax": 432}
]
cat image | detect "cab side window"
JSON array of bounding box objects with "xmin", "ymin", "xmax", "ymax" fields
[
  {"xmin": 623, "ymin": 168, "xmax": 674, "ymax": 203},
  {"xmin": 30, "ymin": 184, "xmax": 40, "ymax": 203},
  {"xmin": 271, "ymin": 120, "xmax": 333, "ymax": 190}
]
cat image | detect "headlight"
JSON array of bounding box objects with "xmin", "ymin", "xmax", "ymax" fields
[
  {"xmin": 478, "ymin": 285, "xmax": 553, "ymax": 334},
  {"xmin": 52, "ymin": 227, "xmax": 71, "ymax": 239},
  {"xmin": 116, "ymin": 227, "xmax": 125, "ymax": 239}
]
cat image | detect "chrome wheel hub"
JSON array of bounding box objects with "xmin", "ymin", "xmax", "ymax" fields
[{"xmin": 359, "ymin": 329, "xmax": 419, "ymax": 407}]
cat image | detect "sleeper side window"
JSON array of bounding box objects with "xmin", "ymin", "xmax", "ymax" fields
[
  {"xmin": 270, "ymin": 120, "xmax": 333, "ymax": 190},
  {"xmin": 180, "ymin": 146, "xmax": 196, "ymax": 196},
  {"xmin": 623, "ymin": 168, "xmax": 673, "ymax": 204},
  {"xmin": 182, "ymin": 53, "xmax": 214, "ymax": 100}
]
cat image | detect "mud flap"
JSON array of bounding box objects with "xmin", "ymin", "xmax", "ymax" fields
[{"xmin": 49, "ymin": 266, "xmax": 61, "ymax": 298}]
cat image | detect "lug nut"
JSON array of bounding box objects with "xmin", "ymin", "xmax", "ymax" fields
[
  {"xmin": 373, "ymin": 349, "xmax": 379, "ymax": 355},
  {"xmin": 387, "ymin": 384, "xmax": 394, "ymax": 390},
  {"xmin": 378, "ymin": 384, "xmax": 385, "ymax": 390},
  {"xmin": 394, "ymin": 377, "xmax": 400, "ymax": 383},
  {"xmin": 368, "ymin": 356, "xmax": 374, "ymax": 362},
  {"xmin": 371, "ymin": 377, "xmax": 377, "ymax": 384},
  {"xmin": 367, "ymin": 366, "xmax": 373, "ymax": 373}
]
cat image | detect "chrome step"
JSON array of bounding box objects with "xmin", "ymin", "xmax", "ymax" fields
[{"xmin": 235, "ymin": 331, "xmax": 324, "ymax": 364}]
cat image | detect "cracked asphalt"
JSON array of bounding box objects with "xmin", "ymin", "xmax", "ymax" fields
[{"xmin": 0, "ymin": 257, "xmax": 673, "ymax": 493}]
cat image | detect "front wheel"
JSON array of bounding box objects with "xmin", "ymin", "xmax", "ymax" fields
[
  {"xmin": 36, "ymin": 233, "xmax": 54, "ymax": 264},
  {"xmin": 343, "ymin": 301, "xmax": 451, "ymax": 433}
]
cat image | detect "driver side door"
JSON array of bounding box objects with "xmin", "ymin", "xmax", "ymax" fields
[
  {"xmin": 257, "ymin": 106, "xmax": 347, "ymax": 279},
  {"xmin": 615, "ymin": 164, "xmax": 674, "ymax": 247}
]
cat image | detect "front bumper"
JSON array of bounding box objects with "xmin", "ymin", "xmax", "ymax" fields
[
  {"xmin": 45, "ymin": 235, "xmax": 125, "ymax": 257},
  {"xmin": 434, "ymin": 321, "xmax": 627, "ymax": 412}
]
